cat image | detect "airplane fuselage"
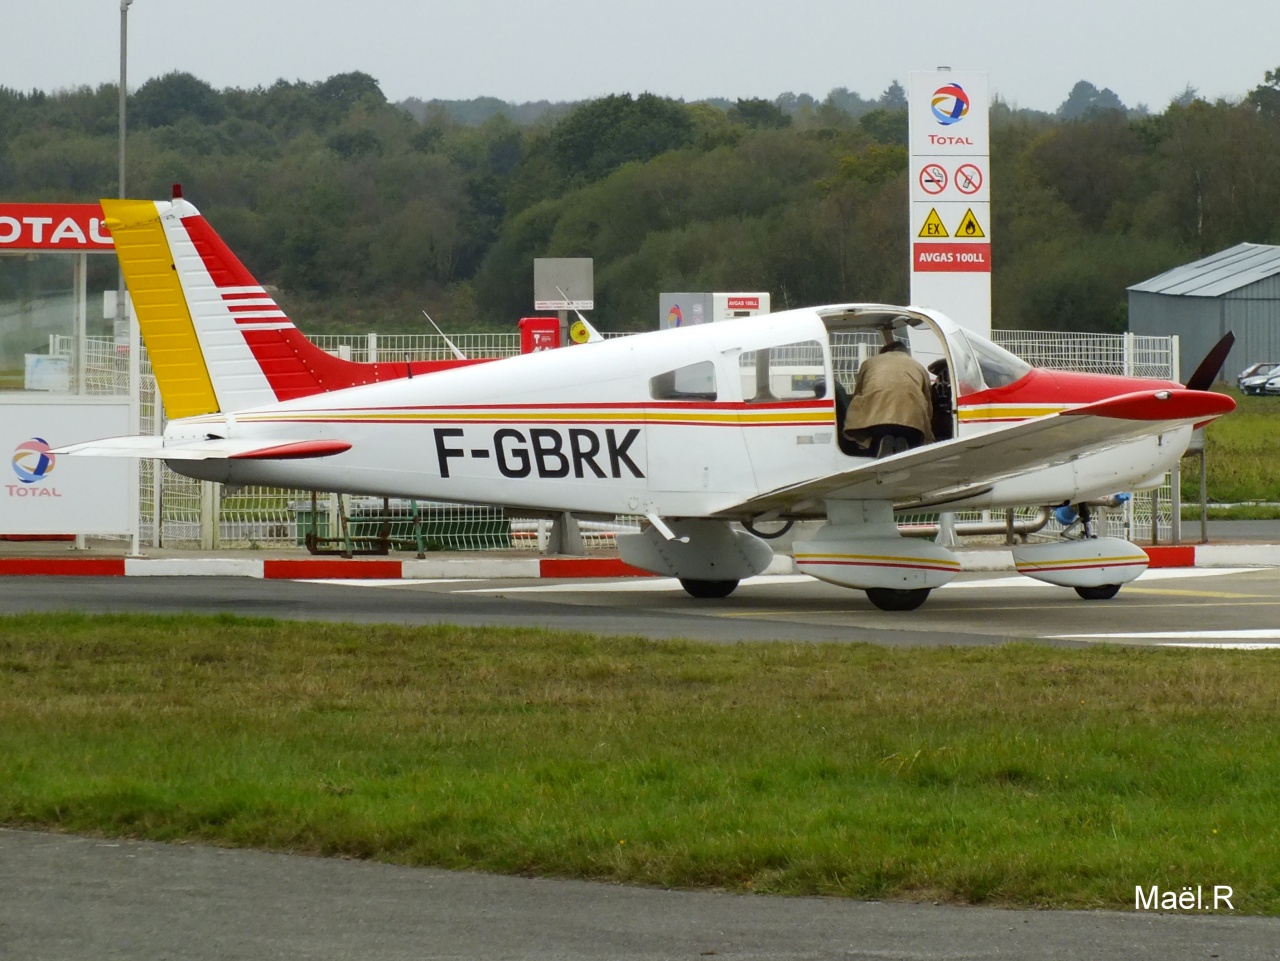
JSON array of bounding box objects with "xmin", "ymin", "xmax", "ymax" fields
[{"xmin": 166, "ymin": 311, "xmax": 1190, "ymax": 518}]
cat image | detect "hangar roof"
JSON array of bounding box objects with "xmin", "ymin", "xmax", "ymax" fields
[{"xmin": 1128, "ymin": 242, "xmax": 1280, "ymax": 298}]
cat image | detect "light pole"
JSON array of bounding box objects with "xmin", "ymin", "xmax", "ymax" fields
[
  {"xmin": 117, "ymin": 0, "xmax": 131, "ymax": 353},
  {"xmin": 119, "ymin": 0, "xmax": 131, "ymax": 199},
  {"xmin": 119, "ymin": 0, "xmax": 141, "ymax": 555}
]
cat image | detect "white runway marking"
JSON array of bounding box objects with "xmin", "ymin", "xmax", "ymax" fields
[
  {"xmin": 455, "ymin": 575, "xmax": 815, "ymax": 594},
  {"xmin": 294, "ymin": 578, "xmax": 471, "ymax": 588},
  {"xmin": 454, "ymin": 567, "xmax": 1256, "ymax": 595},
  {"xmin": 946, "ymin": 568, "xmax": 1254, "ymax": 590},
  {"xmin": 1050, "ymin": 629, "xmax": 1280, "ymax": 642},
  {"xmin": 1157, "ymin": 643, "xmax": 1280, "ymax": 650}
]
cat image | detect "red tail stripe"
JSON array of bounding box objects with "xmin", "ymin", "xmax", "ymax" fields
[
  {"xmin": 183, "ymin": 213, "xmax": 496, "ymax": 401},
  {"xmin": 184, "ymin": 215, "xmax": 258, "ymax": 288}
]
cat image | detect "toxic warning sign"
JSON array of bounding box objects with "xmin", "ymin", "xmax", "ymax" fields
[{"xmin": 918, "ymin": 209, "xmax": 949, "ymax": 238}]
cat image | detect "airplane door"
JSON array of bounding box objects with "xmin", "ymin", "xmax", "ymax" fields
[
  {"xmin": 736, "ymin": 339, "xmax": 841, "ymax": 491},
  {"xmin": 645, "ymin": 357, "xmax": 756, "ymax": 493}
]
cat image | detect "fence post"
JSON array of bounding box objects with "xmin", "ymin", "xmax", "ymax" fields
[
  {"xmin": 1122, "ymin": 331, "xmax": 1135, "ymax": 378},
  {"xmin": 1171, "ymin": 459, "xmax": 1182, "ymax": 545},
  {"xmin": 149, "ymin": 377, "xmax": 162, "ymax": 548},
  {"xmin": 368, "ymin": 332, "xmax": 378, "ymax": 364},
  {"xmin": 199, "ymin": 481, "xmax": 220, "ymax": 550},
  {"xmin": 328, "ymin": 493, "xmax": 341, "ymax": 550}
]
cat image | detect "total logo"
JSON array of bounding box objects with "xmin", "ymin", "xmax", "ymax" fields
[
  {"xmin": 8, "ymin": 437, "xmax": 62, "ymax": 497},
  {"xmin": 931, "ymin": 83, "xmax": 970, "ymax": 125},
  {"xmin": 667, "ymin": 304, "xmax": 684, "ymax": 327}
]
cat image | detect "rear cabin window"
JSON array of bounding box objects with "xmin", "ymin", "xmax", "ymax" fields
[
  {"xmin": 739, "ymin": 339, "xmax": 826, "ymax": 402},
  {"xmin": 650, "ymin": 361, "xmax": 717, "ymax": 401}
]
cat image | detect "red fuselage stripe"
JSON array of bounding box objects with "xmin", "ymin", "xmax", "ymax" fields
[
  {"xmin": 1015, "ymin": 560, "xmax": 1148, "ymax": 573},
  {"xmin": 797, "ymin": 559, "xmax": 960, "ymax": 573}
]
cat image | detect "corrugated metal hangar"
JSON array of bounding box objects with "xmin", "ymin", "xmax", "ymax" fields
[{"xmin": 1128, "ymin": 243, "xmax": 1280, "ymax": 383}]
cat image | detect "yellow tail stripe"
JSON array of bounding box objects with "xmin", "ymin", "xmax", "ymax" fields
[{"xmin": 103, "ymin": 199, "xmax": 218, "ymax": 417}]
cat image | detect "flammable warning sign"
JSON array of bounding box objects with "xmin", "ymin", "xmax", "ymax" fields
[{"xmin": 913, "ymin": 243, "xmax": 991, "ymax": 272}]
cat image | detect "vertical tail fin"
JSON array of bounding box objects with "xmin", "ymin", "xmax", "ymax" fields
[{"xmin": 104, "ymin": 194, "xmax": 485, "ymax": 418}]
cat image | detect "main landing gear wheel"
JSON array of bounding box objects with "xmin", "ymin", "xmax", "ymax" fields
[
  {"xmin": 1074, "ymin": 584, "xmax": 1121, "ymax": 601},
  {"xmin": 679, "ymin": 578, "xmax": 740, "ymax": 599},
  {"xmin": 865, "ymin": 587, "xmax": 932, "ymax": 611}
]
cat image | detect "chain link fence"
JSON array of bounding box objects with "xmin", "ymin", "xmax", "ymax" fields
[{"xmin": 59, "ymin": 328, "xmax": 1179, "ymax": 550}]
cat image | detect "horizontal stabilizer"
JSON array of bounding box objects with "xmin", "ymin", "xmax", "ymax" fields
[{"xmin": 53, "ymin": 436, "xmax": 351, "ymax": 461}]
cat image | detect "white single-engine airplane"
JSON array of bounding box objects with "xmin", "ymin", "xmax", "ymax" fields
[{"xmin": 59, "ymin": 191, "xmax": 1235, "ymax": 610}]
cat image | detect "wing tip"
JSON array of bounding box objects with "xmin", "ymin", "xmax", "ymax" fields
[{"xmin": 1065, "ymin": 389, "xmax": 1235, "ymax": 421}]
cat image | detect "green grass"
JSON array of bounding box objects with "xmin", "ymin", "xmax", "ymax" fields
[
  {"xmin": 1181, "ymin": 503, "xmax": 1280, "ymax": 521},
  {"xmin": 3, "ymin": 613, "xmax": 1280, "ymax": 912},
  {"xmin": 1189, "ymin": 388, "xmax": 1280, "ymax": 503}
]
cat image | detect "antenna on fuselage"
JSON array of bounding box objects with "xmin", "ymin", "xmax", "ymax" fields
[{"xmin": 422, "ymin": 310, "xmax": 468, "ymax": 360}]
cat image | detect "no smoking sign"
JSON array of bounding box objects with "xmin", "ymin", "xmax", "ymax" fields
[{"xmin": 919, "ymin": 164, "xmax": 947, "ymax": 195}]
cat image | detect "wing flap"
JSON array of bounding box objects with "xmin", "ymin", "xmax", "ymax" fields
[
  {"xmin": 718, "ymin": 388, "xmax": 1233, "ymax": 516},
  {"xmin": 53, "ymin": 436, "xmax": 351, "ymax": 461}
]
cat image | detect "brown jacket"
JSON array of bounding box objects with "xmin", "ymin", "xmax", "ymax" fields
[{"xmin": 843, "ymin": 349, "xmax": 936, "ymax": 447}]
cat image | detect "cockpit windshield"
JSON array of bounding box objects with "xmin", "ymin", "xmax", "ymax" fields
[{"xmin": 957, "ymin": 329, "xmax": 1032, "ymax": 390}]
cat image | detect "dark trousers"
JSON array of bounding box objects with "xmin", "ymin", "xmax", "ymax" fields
[{"xmin": 868, "ymin": 425, "xmax": 923, "ymax": 458}]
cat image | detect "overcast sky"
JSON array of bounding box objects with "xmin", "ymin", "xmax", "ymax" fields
[{"xmin": 4, "ymin": 1, "xmax": 1278, "ymax": 114}]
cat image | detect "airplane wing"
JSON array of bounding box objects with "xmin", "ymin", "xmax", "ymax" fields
[
  {"xmin": 717, "ymin": 388, "xmax": 1233, "ymax": 516},
  {"xmin": 52, "ymin": 436, "xmax": 351, "ymax": 461}
]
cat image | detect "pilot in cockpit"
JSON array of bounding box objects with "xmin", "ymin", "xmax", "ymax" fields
[{"xmin": 842, "ymin": 340, "xmax": 935, "ymax": 457}]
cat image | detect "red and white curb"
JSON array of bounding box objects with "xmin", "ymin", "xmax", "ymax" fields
[
  {"xmin": 0, "ymin": 544, "xmax": 1274, "ymax": 578},
  {"xmin": 0, "ymin": 556, "xmax": 655, "ymax": 579}
]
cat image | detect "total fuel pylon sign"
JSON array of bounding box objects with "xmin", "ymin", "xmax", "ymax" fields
[{"xmin": 909, "ymin": 71, "xmax": 990, "ymax": 338}]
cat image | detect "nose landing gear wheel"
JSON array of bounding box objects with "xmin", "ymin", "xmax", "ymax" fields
[
  {"xmin": 679, "ymin": 578, "xmax": 740, "ymax": 598},
  {"xmin": 865, "ymin": 587, "xmax": 932, "ymax": 611},
  {"xmin": 1074, "ymin": 584, "xmax": 1121, "ymax": 600}
]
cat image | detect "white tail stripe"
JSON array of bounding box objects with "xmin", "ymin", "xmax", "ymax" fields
[{"xmin": 160, "ymin": 201, "xmax": 281, "ymax": 411}]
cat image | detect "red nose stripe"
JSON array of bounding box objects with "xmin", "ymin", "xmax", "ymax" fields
[
  {"xmin": 1064, "ymin": 389, "xmax": 1235, "ymax": 421},
  {"xmin": 229, "ymin": 440, "xmax": 352, "ymax": 460}
]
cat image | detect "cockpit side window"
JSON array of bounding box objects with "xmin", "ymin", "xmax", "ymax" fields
[{"xmin": 650, "ymin": 360, "xmax": 717, "ymax": 401}]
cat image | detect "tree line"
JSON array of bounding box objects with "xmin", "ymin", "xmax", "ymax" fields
[{"xmin": 2, "ymin": 69, "xmax": 1279, "ymax": 334}]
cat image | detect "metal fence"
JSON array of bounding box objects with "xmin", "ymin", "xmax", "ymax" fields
[
  {"xmin": 309, "ymin": 332, "xmax": 523, "ymax": 363},
  {"xmin": 56, "ymin": 328, "xmax": 1179, "ymax": 550}
]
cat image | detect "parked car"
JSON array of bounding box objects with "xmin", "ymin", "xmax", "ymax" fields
[
  {"xmin": 1238, "ymin": 362, "xmax": 1280, "ymax": 389},
  {"xmin": 1263, "ymin": 372, "xmax": 1280, "ymax": 396},
  {"xmin": 1240, "ymin": 364, "xmax": 1280, "ymax": 395}
]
